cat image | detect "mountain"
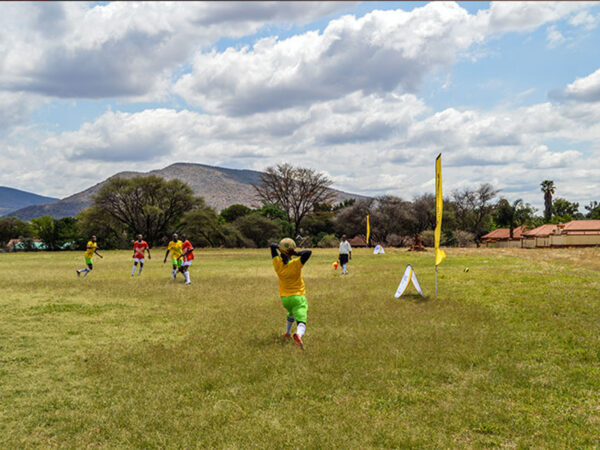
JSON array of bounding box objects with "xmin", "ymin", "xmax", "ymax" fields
[
  {"xmin": 7, "ymin": 163, "xmax": 364, "ymax": 220},
  {"xmin": 0, "ymin": 187, "xmax": 58, "ymax": 217}
]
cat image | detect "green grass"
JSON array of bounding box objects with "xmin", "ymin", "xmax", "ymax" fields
[{"xmin": 1, "ymin": 247, "xmax": 600, "ymax": 447}]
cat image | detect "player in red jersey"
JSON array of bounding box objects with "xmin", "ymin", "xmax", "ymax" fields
[
  {"xmin": 132, "ymin": 234, "xmax": 151, "ymax": 276},
  {"xmin": 178, "ymin": 234, "xmax": 194, "ymax": 285}
]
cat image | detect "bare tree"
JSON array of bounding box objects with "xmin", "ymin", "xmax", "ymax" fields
[
  {"xmin": 451, "ymin": 183, "xmax": 498, "ymax": 246},
  {"xmin": 253, "ymin": 163, "xmax": 336, "ymax": 235}
]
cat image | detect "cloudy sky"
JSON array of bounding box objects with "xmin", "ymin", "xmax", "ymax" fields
[{"xmin": 2, "ymin": 1, "xmax": 600, "ymax": 212}]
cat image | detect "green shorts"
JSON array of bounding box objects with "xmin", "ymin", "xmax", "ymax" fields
[
  {"xmin": 281, "ymin": 295, "xmax": 308, "ymax": 324},
  {"xmin": 85, "ymin": 257, "xmax": 93, "ymax": 265},
  {"xmin": 172, "ymin": 258, "xmax": 182, "ymax": 267}
]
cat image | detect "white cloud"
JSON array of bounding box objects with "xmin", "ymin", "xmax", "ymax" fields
[
  {"xmin": 174, "ymin": 1, "xmax": 594, "ymax": 116},
  {"xmin": 174, "ymin": 2, "xmax": 484, "ymax": 114},
  {"xmin": 4, "ymin": 80, "xmax": 595, "ymax": 208},
  {"xmin": 546, "ymin": 25, "xmax": 567, "ymax": 48},
  {"xmin": 569, "ymin": 11, "xmax": 598, "ymax": 30},
  {"xmin": 559, "ymin": 68, "xmax": 600, "ymax": 103},
  {"xmin": 481, "ymin": 1, "xmax": 591, "ymax": 33},
  {"xmin": 0, "ymin": 2, "xmax": 352, "ymax": 101}
]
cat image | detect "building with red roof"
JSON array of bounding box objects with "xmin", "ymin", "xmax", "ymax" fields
[
  {"xmin": 521, "ymin": 220, "xmax": 600, "ymax": 248},
  {"xmin": 481, "ymin": 226, "xmax": 526, "ymax": 248}
]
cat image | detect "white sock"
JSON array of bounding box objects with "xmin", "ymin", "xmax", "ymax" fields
[
  {"xmin": 342, "ymin": 264, "xmax": 347, "ymax": 273},
  {"xmin": 286, "ymin": 317, "xmax": 294, "ymax": 334},
  {"xmin": 297, "ymin": 322, "xmax": 306, "ymax": 338},
  {"xmin": 171, "ymin": 269, "xmax": 176, "ymax": 278},
  {"xmin": 83, "ymin": 268, "xmax": 90, "ymax": 277},
  {"xmin": 138, "ymin": 265, "xmax": 143, "ymax": 275},
  {"xmin": 184, "ymin": 272, "xmax": 190, "ymax": 283},
  {"xmin": 132, "ymin": 265, "xmax": 136, "ymax": 276}
]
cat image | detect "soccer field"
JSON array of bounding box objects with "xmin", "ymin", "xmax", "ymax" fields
[{"xmin": 1, "ymin": 247, "xmax": 599, "ymax": 447}]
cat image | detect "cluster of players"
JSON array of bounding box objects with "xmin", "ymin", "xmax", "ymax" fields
[
  {"xmin": 76, "ymin": 233, "xmax": 194, "ymax": 284},
  {"xmin": 75, "ymin": 233, "xmax": 354, "ymax": 350}
]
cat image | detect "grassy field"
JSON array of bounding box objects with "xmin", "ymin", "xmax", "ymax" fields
[{"xmin": 1, "ymin": 247, "xmax": 599, "ymax": 448}]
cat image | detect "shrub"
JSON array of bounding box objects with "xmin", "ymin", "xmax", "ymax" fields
[
  {"xmin": 317, "ymin": 234, "xmax": 338, "ymax": 248},
  {"xmin": 420, "ymin": 230, "xmax": 448, "ymax": 247},
  {"xmin": 453, "ymin": 230, "xmax": 476, "ymax": 247}
]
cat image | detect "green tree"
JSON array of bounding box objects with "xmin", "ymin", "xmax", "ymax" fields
[
  {"xmin": 494, "ymin": 198, "xmax": 535, "ymax": 239},
  {"xmin": 220, "ymin": 204, "xmax": 252, "ymax": 223},
  {"xmin": 540, "ymin": 180, "xmax": 555, "ymax": 222},
  {"xmin": 181, "ymin": 200, "xmax": 245, "ymax": 248},
  {"xmin": 31, "ymin": 216, "xmax": 58, "ymax": 250},
  {"xmin": 332, "ymin": 198, "xmax": 356, "ymax": 211},
  {"xmin": 585, "ymin": 201, "xmax": 600, "ymax": 219},
  {"xmin": 551, "ymin": 198, "xmax": 582, "ymax": 222},
  {"xmin": 77, "ymin": 206, "xmax": 128, "ymax": 249},
  {"xmin": 92, "ymin": 176, "xmax": 196, "ymax": 245},
  {"xmin": 234, "ymin": 214, "xmax": 281, "ymax": 247},
  {"xmin": 0, "ymin": 217, "xmax": 32, "ymax": 247},
  {"xmin": 254, "ymin": 202, "xmax": 294, "ymax": 237}
]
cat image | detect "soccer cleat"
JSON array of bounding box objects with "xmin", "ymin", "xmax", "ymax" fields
[
  {"xmin": 284, "ymin": 333, "xmax": 291, "ymax": 338},
  {"xmin": 185, "ymin": 281, "xmax": 191, "ymax": 285},
  {"xmin": 76, "ymin": 270, "xmax": 80, "ymax": 277},
  {"xmin": 293, "ymin": 333, "xmax": 304, "ymax": 350}
]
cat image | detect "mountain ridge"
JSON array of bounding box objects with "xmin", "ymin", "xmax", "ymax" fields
[
  {"xmin": 0, "ymin": 186, "xmax": 58, "ymax": 217},
  {"xmin": 6, "ymin": 163, "xmax": 364, "ymax": 220}
]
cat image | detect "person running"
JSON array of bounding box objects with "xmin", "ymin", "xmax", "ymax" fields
[
  {"xmin": 132, "ymin": 234, "xmax": 151, "ymax": 276},
  {"xmin": 339, "ymin": 234, "xmax": 352, "ymax": 275},
  {"xmin": 178, "ymin": 234, "xmax": 194, "ymax": 285},
  {"xmin": 163, "ymin": 233, "xmax": 183, "ymax": 279},
  {"xmin": 77, "ymin": 235, "xmax": 103, "ymax": 278},
  {"xmin": 270, "ymin": 238, "xmax": 312, "ymax": 350}
]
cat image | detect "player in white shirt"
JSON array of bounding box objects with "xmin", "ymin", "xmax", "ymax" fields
[{"xmin": 338, "ymin": 235, "xmax": 352, "ymax": 275}]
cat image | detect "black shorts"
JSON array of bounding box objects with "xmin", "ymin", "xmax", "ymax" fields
[{"xmin": 339, "ymin": 254, "xmax": 349, "ymax": 265}]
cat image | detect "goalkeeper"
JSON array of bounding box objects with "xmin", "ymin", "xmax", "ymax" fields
[{"xmin": 270, "ymin": 238, "xmax": 312, "ymax": 350}]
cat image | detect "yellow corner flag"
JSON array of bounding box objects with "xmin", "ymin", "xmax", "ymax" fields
[
  {"xmin": 366, "ymin": 215, "xmax": 370, "ymax": 245},
  {"xmin": 435, "ymin": 154, "xmax": 446, "ymax": 266}
]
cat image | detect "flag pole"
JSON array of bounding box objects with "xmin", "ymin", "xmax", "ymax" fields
[{"xmin": 434, "ymin": 153, "xmax": 446, "ymax": 298}]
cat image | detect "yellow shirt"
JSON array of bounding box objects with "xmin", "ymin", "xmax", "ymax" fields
[
  {"xmin": 168, "ymin": 240, "xmax": 183, "ymax": 258},
  {"xmin": 272, "ymin": 256, "xmax": 306, "ymax": 297},
  {"xmin": 84, "ymin": 241, "xmax": 97, "ymax": 258}
]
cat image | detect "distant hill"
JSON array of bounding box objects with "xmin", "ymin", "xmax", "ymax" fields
[
  {"xmin": 7, "ymin": 163, "xmax": 364, "ymax": 220},
  {"xmin": 0, "ymin": 187, "xmax": 58, "ymax": 217}
]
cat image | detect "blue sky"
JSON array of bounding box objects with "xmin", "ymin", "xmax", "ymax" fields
[{"xmin": 2, "ymin": 1, "xmax": 600, "ymax": 212}]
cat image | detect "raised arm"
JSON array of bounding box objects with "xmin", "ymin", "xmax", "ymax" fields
[
  {"xmin": 297, "ymin": 250, "xmax": 312, "ymax": 265},
  {"xmin": 270, "ymin": 243, "xmax": 279, "ymax": 258}
]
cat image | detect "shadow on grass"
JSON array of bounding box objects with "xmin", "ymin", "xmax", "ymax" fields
[
  {"xmin": 397, "ymin": 294, "xmax": 432, "ymax": 303},
  {"xmin": 250, "ymin": 331, "xmax": 295, "ymax": 348}
]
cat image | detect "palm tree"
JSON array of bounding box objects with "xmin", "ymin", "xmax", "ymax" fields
[{"xmin": 540, "ymin": 180, "xmax": 555, "ymax": 222}]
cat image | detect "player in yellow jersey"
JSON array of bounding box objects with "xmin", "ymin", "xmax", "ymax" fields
[
  {"xmin": 270, "ymin": 238, "xmax": 312, "ymax": 350},
  {"xmin": 76, "ymin": 235, "xmax": 103, "ymax": 278},
  {"xmin": 163, "ymin": 233, "xmax": 183, "ymax": 279}
]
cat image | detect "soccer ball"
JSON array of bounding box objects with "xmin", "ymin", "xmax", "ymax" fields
[
  {"xmin": 279, "ymin": 238, "xmax": 296, "ymax": 255},
  {"xmin": 464, "ymin": 267, "xmax": 469, "ymax": 273}
]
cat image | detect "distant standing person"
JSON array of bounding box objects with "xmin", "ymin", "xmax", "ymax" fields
[
  {"xmin": 339, "ymin": 234, "xmax": 352, "ymax": 275},
  {"xmin": 77, "ymin": 235, "xmax": 103, "ymax": 278},
  {"xmin": 163, "ymin": 233, "xmax": 183, "ymax": 279},
  {"xmin": 132, "ymin": 234, "xmax": 151, "ymax": 276},
  {"xmin": 178, "ymin": 234, "xmax": 194, "ymax": 285},
  {"xmin": 270, "ymin": 238, "xmax": 312, "ymax": 350}
]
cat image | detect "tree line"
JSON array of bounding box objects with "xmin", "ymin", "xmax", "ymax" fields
[{"xmin": 1, "ymin": 167, "xmax": 598, "ymax": 251}]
